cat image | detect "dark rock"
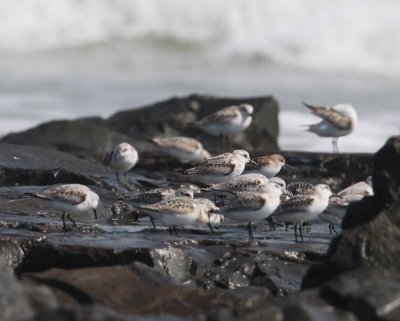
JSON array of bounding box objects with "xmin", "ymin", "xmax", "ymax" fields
[
  {"xmin": 106, "ymin": 94, "xmax": 279, "ymax": 152},
  {"xmin": 0, "ymin": 118, "xmax": 134, "ymax": 162},
  {"xmin": 320, "ymin": 269, "xmax": 400, "ymax": 321},
  {"xmin": 20, "ymin": 264, "xmax": 272, "ymax": 317},
  {"xmin": 0, "ymin": 260, "xmax": 60, "ymax": 321},
  {"xmin": 302, "ymin": 136, "xmax": 400, "ymax": 288},
  {"xmin": 0, "ymin": 143, "xmax": 111, "ymax": 186},
  {"xmin": 0, "ymin": 261, "xmax": 34, "ymax": 321},
  {"xmin": 1, "ymin": 95, "xmax": 280, "ymax": 160},
  {"xmin": 372, "ymin": 136, "xmax": 400, "ymax": 208}
]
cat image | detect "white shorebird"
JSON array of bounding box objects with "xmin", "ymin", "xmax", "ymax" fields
[
  {"xmin": 321, "ymin": 177, "xmax": 373, "ymax": 234},
  {"xmin": 137, "ymin": 197, "xmax": 216, "ymax": 234},
  {"xmin": 131, "ymin": 184, "xmax": 200, "ymax": 204},
  {"xmin": 303, "ymin": 102, "xmax": 358, "ymax": 153},
  {"xmin": 109, "ymin": 142, "xmax": 139, "ymax": 186},
  {"xmin": 248, "ymin": 154, "xmax": 290, "ymax": 178},
  {"xmin": 27, "ymin": 184, "xmax": 99, "ymax": 231},
  {"xmin": 183, "ymin": 150, "xmax": 256, "ymax": 184},
  {"xmin": 273, "ymin": 184, "xmax": 332, "ymax": 242},
  {"xmin": 219, "ymin": 183, "xmax": 283, "ymax": 242},
  {"xmin": 193, "ymin": 104, "xmax": 253, "ymax": 147},
  {"xmin": 149, "ymin": 136, "xmax": 211, "ymax": 163}
]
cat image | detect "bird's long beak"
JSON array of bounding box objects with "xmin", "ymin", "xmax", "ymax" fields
[
  {"xmin": 284, "ymin": 164, "xmax": 293, "ymax": 170},
  {"xmin": 249, "ymin": 159, "xmax": 259, "ymax": 166},
  {"xmin": 93, "ymin": 209, "xmax": 98, "ymax": 220}
]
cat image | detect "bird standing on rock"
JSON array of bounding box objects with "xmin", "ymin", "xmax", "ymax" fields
[
  {"xmin": 27, "ymin": 184, "xmax": 99, "ymax": 231},
  {"xmin": 303, "ymin": 102, "xmax": 358, "ymax": 153},
  {"xmin": 248, "ymin": 154, "xmax": 290, "ymax": 178},
  {"xmin": 193, "ymin": 104, "xmax": 254, "ymax": 148},
  {"xmin": 110, "ymin": 142, "xmax": 139, "ymax": 187},
  {"xmin": 183, "ymin": 150, "xmax": 257, "ymax": 185}
]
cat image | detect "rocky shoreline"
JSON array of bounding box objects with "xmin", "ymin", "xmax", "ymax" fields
[{"xmin": 1, "ymin": 95, "xmax": 399, "ymax": 321}]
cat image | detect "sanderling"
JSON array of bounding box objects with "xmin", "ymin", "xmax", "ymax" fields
[
  {"xmin": 27, "ymin": 184, "xmax": 99, "ymax": 231},
  {"xmin": 137, "ymin": 197, "xmax": 215, "ymax": 234},
  {"xmin": 303, "ymin": 102, "xmax": 358, "ymax": 153},
  {"xmin": 184, "ymin": 150, "xmax": 256, "ymax": 184},
  {"xmin": 110, "ymin": 142, "xmax": 139, "ymax": 186},
  {"xmin": 321, "ymin": 177, "xmax": 373, "ymax": 234},
  {"xmin": 273, "ymin": 184, "xmax": 332, "ymax": 242},
  {"xmin": 219, "ymin": 183, "xmax": 283, "ymax": 242},
  {"xmin": 194, "ymin": 104, "xmax": 254, "ymax": 137},
  {"xmin": 286, "ymin": 181, "xmax": 315, "ymax": 196},
  {"xmin": 149, "ymin": 136, "xmax": 211, "ymax": 163},
  {"xmin": 205, "ymin": 173, "xmax": 270, "ymax": 194},
  {"xmin": 132, "ymin": 184, "xmax": 200, "ymax": 204},
  {"xmin": 248, "ymin": 154, "xmax": 290, "ymax": 178}
]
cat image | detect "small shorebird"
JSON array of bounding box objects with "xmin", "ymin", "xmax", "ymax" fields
[
  {"xmin": 248, "ymin": 154, "xmax": 290, "ymax": 178},
  {"xmin": 303, "ymin": 102, "xmax": 358, "ymax": 153},
  {"xmin": 149, "ymin": 136, "xmax": 211, "ymax": 163},
  {"xmin": 27, "ymin": 184, "xmax": 99, "ymax": 231},
  {"xmin": 321, "ymin": 177, "xmax": 373, "ymax": 234},
  {"xmin": 273, "ymin": 184, "xmax": 332, "ymax": 242},
  {"xmin": 138, "ymin": 197, "xmax": 216, "ymax": 234},
  {"xmin": 219, "ymin": 183, "xmax": 283, "ymax": 242},
  {"xmin": 286, "ymin": 181, "xmax": 315, "ymax": 196},
  {"xmin": 110, "ymin": 142, "xmax": 139, "ymax": 186},
  {"xmin": 183, "ymin": 150, "xmax": 256, "ymax": 184},
  {"xmin": 131, "ymin": 184, "xmax": 200, "ymax": 204},
  {"xmin": 193, "ymin": 104, "xmax": 254, "ymax": 147}
]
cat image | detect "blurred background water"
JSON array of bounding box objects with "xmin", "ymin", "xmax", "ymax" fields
[{"xmin": 0, "ymin": 0, "xmax": 399, "ymax": 152}]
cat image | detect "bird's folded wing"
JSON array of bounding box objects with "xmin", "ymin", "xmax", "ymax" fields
[
  {"xmin": 33, "ymin": 185, "xmax": 86, "ymax": 205},
  {"xmin": 274, "ymin": 195, "xmax": 313, "ymax": 214},
  {"xmin": 303, "ymin": 102, "xmax": 352, "ymax": 130}
]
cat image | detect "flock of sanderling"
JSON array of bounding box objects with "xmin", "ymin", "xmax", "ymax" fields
[{"xmin": 26, "ymin": 102, "xmax": 371, "ymax": 243}]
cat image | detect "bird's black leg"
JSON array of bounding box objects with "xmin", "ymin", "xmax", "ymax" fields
[
  {"xmin": 332, "ymin": 137, "xmax": 340, "ymax": 154},
  {"xmin": 173, "ymin": 226, "xmax": 178, "ymax": 236},
  {"xmin": 168, "ymin": 227, "xmax": 173, "ymax": 235},
  {"xmin": 328, "ymin": 223, "xmax": 332, "ymax": 235},
  {"xmin": 67, "ymin": 214, "xmax": 81, "ymax": 231},
  {"xmin": 116, "ymin": 171, "xmax": 121, "ymax": 185},
  {"xmin": 331, "ymin": 224, "xmax": 338, "ymax": 235},
  {"xmin": 299, "ymin": 224, "xmax": 304, "ymax": 243},
  {"xmin": 62, "ymin": 212, "xmax": 67, "ymax": 231},
  {"xmin": 294, "ymin": 223, "xmax": 298, "ymax": 243},
  {"xmin": 248, "ymin": 222, "xmax": 254, "ymax": 243},
  {"xmin": 93, "ymin": 209, "xmax": 97, "ymax": 220},
  {"xmin": 150, "ymin": 217, "xmax": 157, "ymax": 230},
  {"xmin": 207, "ymin": 222, "xmax": 214, "ymax": 235}
]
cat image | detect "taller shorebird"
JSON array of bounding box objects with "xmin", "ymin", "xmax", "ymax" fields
[{"xmin": 303, "ymin": 102, "xmax": 358, "ymax": 153}]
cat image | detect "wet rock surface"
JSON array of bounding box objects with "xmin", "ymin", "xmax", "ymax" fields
[{"xmin": 0, "ymin": 98, "xmax": 398, "ymax": 320}]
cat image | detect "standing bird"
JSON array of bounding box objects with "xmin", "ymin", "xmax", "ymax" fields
[
  {"xmin": 27, "ymin": 184, "xmax": 99, "ymax": 231},
  {"xmin": 247, "ymin": 154, "xmax": 290, "ymax": 178},
  {"xmin": 321, "ymin": 176, "xmax": 373, "ymax": 234},
  {"xmin": 137, "ymin": 197, "xmax": 216, "ymax": 235},
  {"xmin": 149, "ymin": 136, "xmax": 211, "ymax": 163},
  {"xmin": 303, "ymin": 102, "xmax": 358, "ymax": 153},
  {"xmin": 183, "ymin": 150, "xmax": 256, "ymax": 185},
  {"xmin": 272, "ymin": 184, "xmax": 332, "ymax": 242},
  {"xmin": 219, "ymin": 183, "xmax": 283, "ymax": 242},
  {"xmin": 193, "ymin": 104, "xmax": 254, "ymax": 147},
  {"xmin": 110, "ymin": 142, "xmax": 139, "ymax": 186}
]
